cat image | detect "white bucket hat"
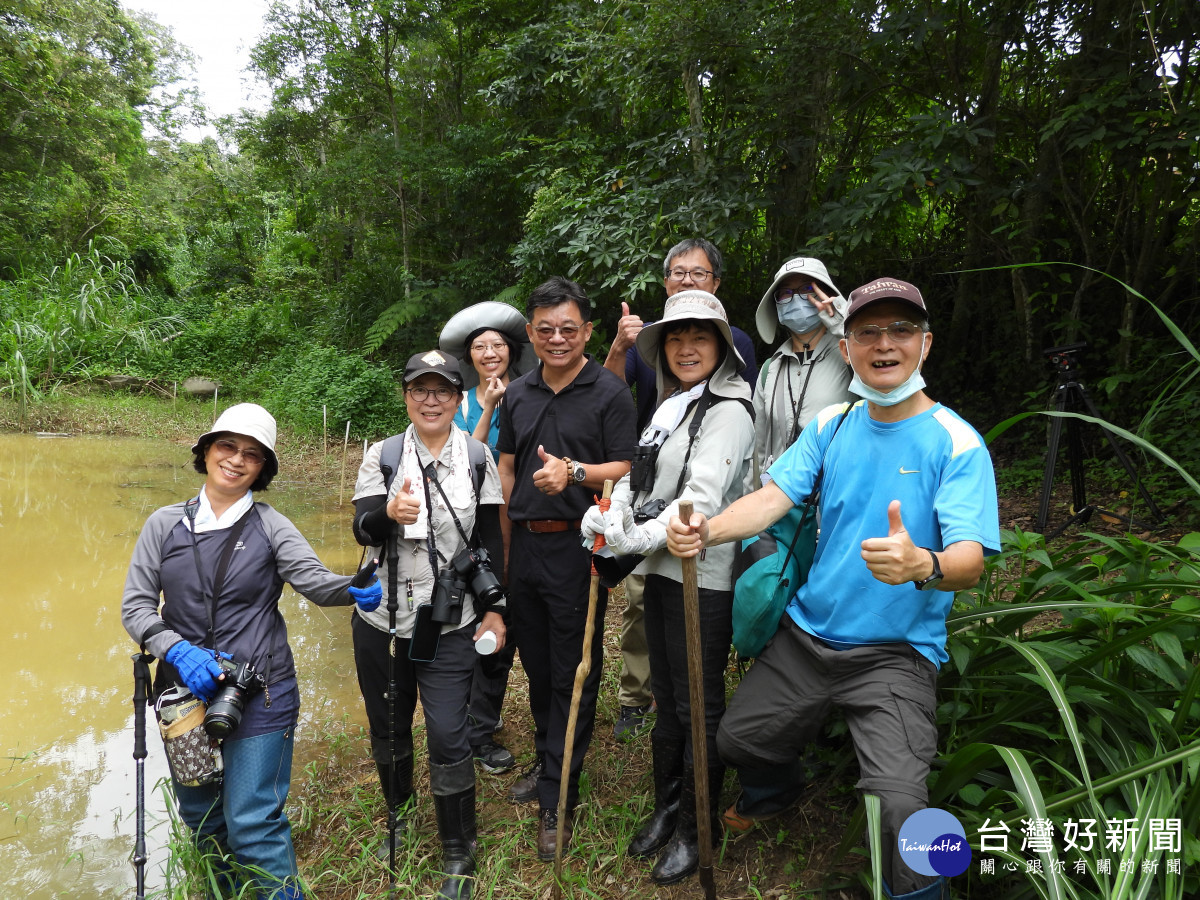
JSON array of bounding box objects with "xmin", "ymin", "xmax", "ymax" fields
[
  {"xmin": 754, "ymin": 257, "xmax": 843, "ymax": 343},
  {"xmin": 635, "ymin": 290, "xmax": 745, "ymax": 372},
  {"xmin": 438, "ymin": 300, "xmax": 539, "ymax": 389},
  {"xmin": 192, "ymin": 403, "xmax": 279, "ymax": 473}
]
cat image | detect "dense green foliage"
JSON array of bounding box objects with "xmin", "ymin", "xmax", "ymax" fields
[
  {"xmin": 3, "ymin": 1, "xmax": 1197, "ymax": 440},
  {"xmin": 2, "ymin": 5, "xmax": 1198, "ymax": 892}
]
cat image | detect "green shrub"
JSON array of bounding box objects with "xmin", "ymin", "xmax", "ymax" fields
[{"xmin": 262, "ymin": 346, "xmax": 405, "ymax": 441}]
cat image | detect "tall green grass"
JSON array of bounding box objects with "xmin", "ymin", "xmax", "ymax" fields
[
  {"xmin": 935, "ymin": 527, "xmax": 1200, "ymax": 898},
  {"xmin": 0, "ymin": 243, "xmax": 182, "ymax": 399}
]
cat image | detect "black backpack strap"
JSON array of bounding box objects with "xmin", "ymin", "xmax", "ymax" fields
[
  {"xmin": 465, "ymin": 437, "xmax": 487, "ymax": 497},
  {"xmin": 670, "ymin": 387, "xmax": 754, "ymax": 499},
  {"xmin": 378, "ymin": 433, "xmax": 405, "ymax": 493}
]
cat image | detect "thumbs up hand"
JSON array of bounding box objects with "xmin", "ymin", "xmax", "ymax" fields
[
  {"xmin": 531, "ymin": 444, "xmax": 569, "ymax": 496},
  {"xmin": 860, "ymin": 500, "xmax": 924, "ymax": 585},
  {"xmin": 610, "ymin": 301, "xmax": 644, "ymax": 356},
  {"xmin": 387, "ymin": 476, "xmax": 422, "ymax": 525}
]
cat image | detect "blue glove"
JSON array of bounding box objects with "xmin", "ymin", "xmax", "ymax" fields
[
  {"xmin": 165, "ymin": 641, "xmax": 228, "ymax": 703},
  {"xmin": 348, "ymin": 575, "xmax": 382, "ymax": 612}
]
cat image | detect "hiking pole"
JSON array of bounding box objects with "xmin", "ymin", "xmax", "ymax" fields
[
  {"xmin": 131, "ymin": 650, "xmax": 154, "ymax": 900},
  {"xmin": 386, "ymin": 528, "xmax": 401, "ymax": 891},
  {"xmin": 552, "ymin": 479, "xmax": 613, "ymax": 899},
  {"xmin": 678, "ymin": 500, "xmax": 716, "ymax": 900}
]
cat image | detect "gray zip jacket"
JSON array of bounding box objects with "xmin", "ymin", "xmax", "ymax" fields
[
  {"xmin": 123, "ymin": 500, "xmax": 355, "ymax": 676},
  {"xmin": 633, "ymin": 348, "xmax": 754, "ymax": 591}
]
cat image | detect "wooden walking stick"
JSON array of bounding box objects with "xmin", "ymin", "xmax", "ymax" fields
[
  {"xmin": 552, "ymin": 479, "xmax": 613, "ymax": 899},
  {"xmin": 678, "ymin": 500, "xmax": 717, "ymax": 900}
]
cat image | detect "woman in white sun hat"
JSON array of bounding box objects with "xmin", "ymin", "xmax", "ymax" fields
[
  {"xmin": 122, "ymin": 402, "xmax": 377, "ymax": 899},
  {"xmin": 752, "ymin": 256, "xmax": 854, "ymax": 484},
  {"xmin": 582, "ymin": 290, "xmax": 754, "ymax": 886}
]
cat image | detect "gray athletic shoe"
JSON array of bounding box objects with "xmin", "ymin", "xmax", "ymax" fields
[{"xmin": 473, "ymin": 740, "xmax": 515, "ymax": 774}]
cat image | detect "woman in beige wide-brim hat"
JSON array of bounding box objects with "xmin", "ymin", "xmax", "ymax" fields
[{"xmin": 581, "ymin": 290, "xmax": 755, "ymax": 886}]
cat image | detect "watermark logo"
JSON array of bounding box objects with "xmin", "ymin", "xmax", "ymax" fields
[{"xmin": 899, "ymin": 808, "xmax": 972, "ymax": 877}]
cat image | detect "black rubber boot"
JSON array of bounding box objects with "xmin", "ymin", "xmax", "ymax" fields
[
  {"xmin": 432, "ymin": 756, "xmax": 478, "ymax": 900},
  {"xmin": 373, "ymin": 740, "xmax": 415, "ymax": 862},
  {"xmin": 628, "ymin": 733, "xmax": 684, "ymax": 858},
  {"xmin": 650, "ymin": 764, "xmax": 723, "ymax": 886}
]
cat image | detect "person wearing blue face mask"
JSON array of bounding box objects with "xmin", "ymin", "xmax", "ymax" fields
[{"xmin": 751, "ymin": 257, "xmax": 854, "ymax": 486}]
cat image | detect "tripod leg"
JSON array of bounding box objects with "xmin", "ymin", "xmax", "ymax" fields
[
  {"xmin": 1036, "ymin": 387, "xmax": 1069, "ymax": 534},
  {"xmin": 1076, "ymin": 388, "xmax": 1165, "ymax": 522}
]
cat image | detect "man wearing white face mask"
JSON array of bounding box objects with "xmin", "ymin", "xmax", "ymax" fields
[
  {"xmin": 751, "ymin": 257, "xmax": 854, "ymax": 485},
  {"xmin": 666, "ymin": 278, "xmax": 1000, "ymax": 900}
]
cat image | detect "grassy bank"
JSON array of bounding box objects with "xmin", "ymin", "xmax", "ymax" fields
[{"xmin": 2, "ymin": 391, "xmax": 868, "ymax": 898}]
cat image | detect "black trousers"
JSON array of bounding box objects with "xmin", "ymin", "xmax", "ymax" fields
[
  {"xmin": 351, "ymin": 610, "xmax": 474, "ymax": 768},
  {"xmin": 510, "ymin": 527, "xmax": 608, "ymax": 810},
  {"xmin": 643, "ymin": 573, "xmax": 732, "ymax": 765},
  {"xmin": 467, "ymin": 604, "xmax": 515, "ymax": 745}
]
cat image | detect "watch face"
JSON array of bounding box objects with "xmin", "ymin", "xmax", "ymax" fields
[{"xmin": 572, "ymin": 464, "xmax": 586, "ymax": 482}]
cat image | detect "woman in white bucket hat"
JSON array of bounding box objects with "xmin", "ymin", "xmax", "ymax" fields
[{"xmin": 122, "ymin": 403, "xmax": 377, "ymax": 899}]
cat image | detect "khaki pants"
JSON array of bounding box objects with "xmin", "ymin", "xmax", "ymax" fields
[{"xmin": 617, "ymin": 573, "xmax": 653, "ymax": 707}]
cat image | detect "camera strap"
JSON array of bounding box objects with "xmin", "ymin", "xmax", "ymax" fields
[
  {"xmin": 418, "ymin": 467, "xmax": 443, "ymax": 579},
  {"xmin": 424, "ymin": 462, "xmax": 474, "ymax": 549},
  {"xmin": 183, "ymin": 497, "xmax": 254, "ymax": 651}
]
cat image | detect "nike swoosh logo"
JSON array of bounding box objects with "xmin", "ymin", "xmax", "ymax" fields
[{"xmin": 899, "ymin": 467, "xmax": 920, "ymax": 475}]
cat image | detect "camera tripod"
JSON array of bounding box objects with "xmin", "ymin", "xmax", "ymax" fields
[{"xmin": 1035, "ymin": 343, "xmax": 1164, "ymax": 538}]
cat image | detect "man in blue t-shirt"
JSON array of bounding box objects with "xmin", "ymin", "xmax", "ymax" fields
[{"xmin": 667, "ymin": 277, "xmax": 1000, "ymax": 900}]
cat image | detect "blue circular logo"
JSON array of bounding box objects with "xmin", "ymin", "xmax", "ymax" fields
[{"xmin": 898, "ymin": 808, "xmax": 971, "ymax": 877}]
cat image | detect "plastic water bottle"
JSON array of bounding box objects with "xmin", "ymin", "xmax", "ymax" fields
[{"xmin": 475, "ymin": 630, "xmax": 498, "ymax": 655}]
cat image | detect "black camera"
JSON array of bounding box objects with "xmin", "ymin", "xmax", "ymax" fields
[
  {"xmin": 1043, "ymin": 342, "xmax": 1086, "ymax": 371},
  {"xmin": 204, "ymin": 658, "xmax": 266, "ymax": 739},
  {"xmin": 629, "ymin": 444, "xmax": 660, "ymax": 493},
  {"xmin": 449, "ymin": 546, "xmax": 506, "ymax": 610}
]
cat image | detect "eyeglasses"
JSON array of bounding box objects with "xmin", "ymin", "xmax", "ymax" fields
[
  {"xmin": 775, "ymin": 285, "xmax": 816, "ymax": 303},
  {"xmin": 532, "ymin": 324, "xmax": 582, "ymax": 340},
  {"xmin": 848, "ymin": 322, "xmax": 924, "ymax": 345},
  {"xmin": 406, "ymin": 385, "xmax": 458, "ymax": 402},
  {"xmin": 470, "ymin": 341, "xmax": 508, "ymax": 354},
  {"xmin": 213, "ymin": 438, "xmax": 266, "ymax": 465},
  {"xmin": 667, "ymin": 267, "xmax": 714, "ymax": 283}
]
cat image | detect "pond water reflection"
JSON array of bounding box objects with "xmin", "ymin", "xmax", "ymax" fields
[{"xmin": 0, "ymin": 433, "xmax": 367, "ymax": 898}]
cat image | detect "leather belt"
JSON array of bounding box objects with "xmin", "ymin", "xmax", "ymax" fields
[{"xmin": 517, "ymin": 519, "xmax": 582, "ymax": 533}]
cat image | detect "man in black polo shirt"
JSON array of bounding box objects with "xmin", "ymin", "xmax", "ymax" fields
[{"xmin": 497, "ymin": 276, "xmax": 637, "ymax": 860}]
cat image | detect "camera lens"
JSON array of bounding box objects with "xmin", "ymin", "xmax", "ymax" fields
[{"xmin": 204, "ymin": 685, "xmax": 246, "ymax": 739}]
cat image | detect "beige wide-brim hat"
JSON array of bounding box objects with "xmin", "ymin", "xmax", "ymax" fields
[
  {"xmin": 636, "ymin": 290, "xmax": 745, "ymax": 372},
  {"xmin": 191, "ymin": 402, "xmax": 279, "ymax": 474},
  {"xmin": 439, "ymin": 301, "xmax": 539, "ymax": 389},
  {"xmin": 754, "ymin": 257, "xmax": 843, "ymax": 343}
]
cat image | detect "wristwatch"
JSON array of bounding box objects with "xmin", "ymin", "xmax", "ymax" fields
[
  {"xmin": 914, "ymin": 548, "xmax": 944, "ymax": 591},
  {"xmin": 562, "ymin": 456, "xmax": 586, "ymax": 484}
]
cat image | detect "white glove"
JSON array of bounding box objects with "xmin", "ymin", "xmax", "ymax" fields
[
  {"xmin": 608, "ymin": 475, "xmax": 633, "ymax": 511},
  {"xmin": 580, "ymin": 504, "xmax": 607, "ymax": 549},
  {"xmin": 603, "ymin": 506, "xmax": 661, "ymax": 556},
  {"xmin": 580, "ymin": 475, "xmax": 634, "ymax": 549}
]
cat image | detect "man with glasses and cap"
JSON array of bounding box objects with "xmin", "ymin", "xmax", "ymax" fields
[
  {"xmin": 601, "ymin": 238, "xmax": 758, "ymax": 744},
  {"xmin": 666, "ymin": 278, "xmax": 1000, "ymax": 900}
]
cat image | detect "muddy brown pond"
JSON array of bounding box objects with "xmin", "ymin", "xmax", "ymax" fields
[{"xmin": 1, "ymin": 433, "xmax": 369, "ymax": 898}]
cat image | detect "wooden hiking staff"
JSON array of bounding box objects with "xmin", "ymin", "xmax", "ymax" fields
[
  {"xmin": 678, "ymin": 500, "xmax": 717, "ymax": 900},
  {"xmin": 552, "ymin": 478, "xmax": 613, "ymax": 898}
]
